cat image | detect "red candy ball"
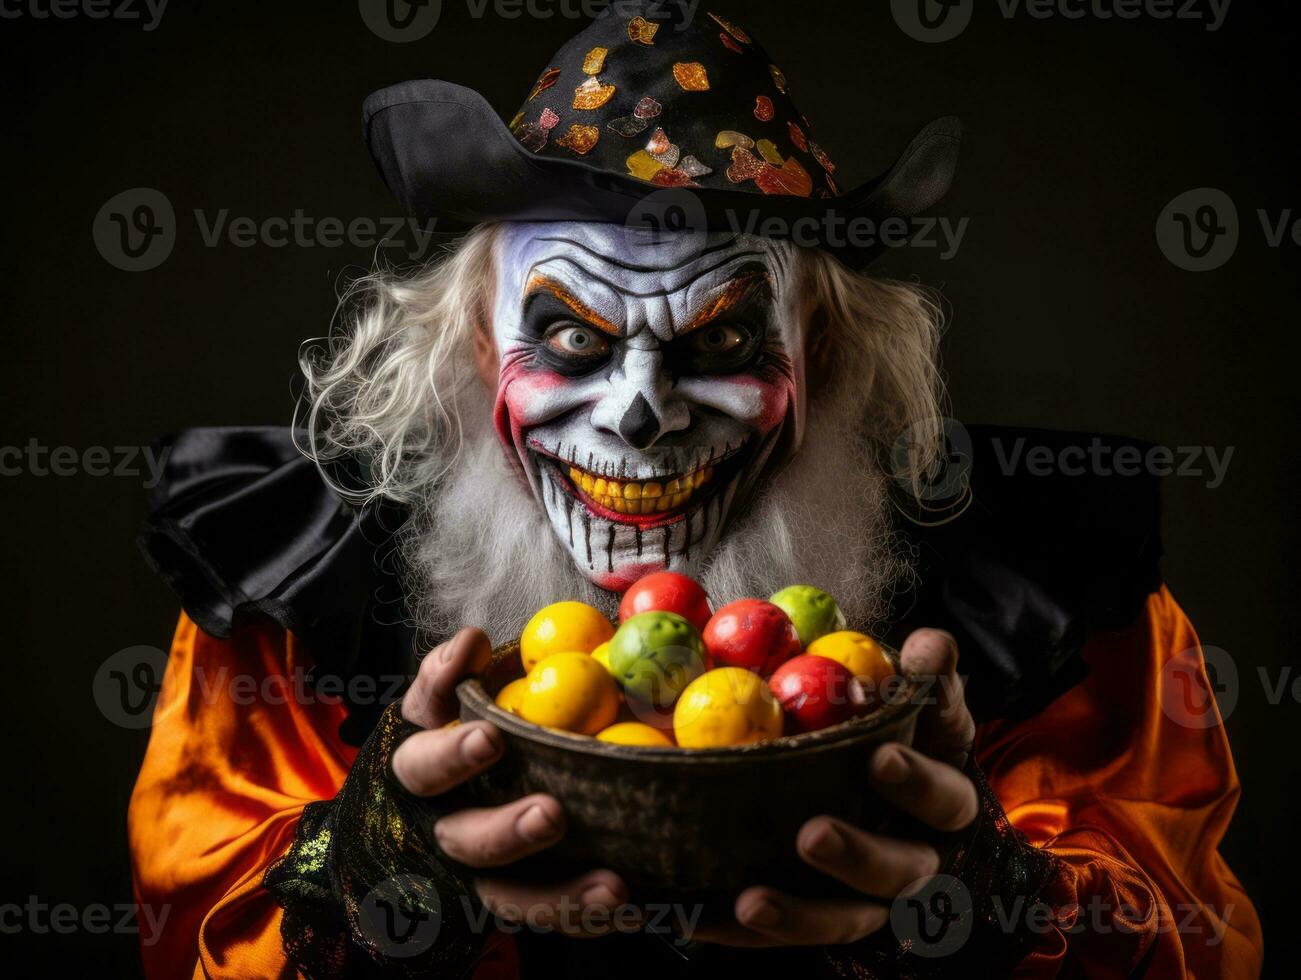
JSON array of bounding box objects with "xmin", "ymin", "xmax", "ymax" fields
[
  {"xmin": 768, "ymin": 654, "xmax": 861, "ymax": 733},
  {"xmin": 702, "ymin": 599, "xmax": 801, "ymax": 677},
  {"xmin": 619, "ymin": 572, "xmax": 712, "ymax": 633}
]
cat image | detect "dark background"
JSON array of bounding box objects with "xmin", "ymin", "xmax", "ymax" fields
[{"xmin": 2, "ymin": 1, "xmax": 1295, "ymax": 974}]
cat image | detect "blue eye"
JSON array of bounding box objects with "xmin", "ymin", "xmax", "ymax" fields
[{"xmin": 546, "ymin": 325, "xmax": 609, "ymax": 358}]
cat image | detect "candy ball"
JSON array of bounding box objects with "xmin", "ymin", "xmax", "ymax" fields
[
  {"xmin": 596, "ymin": 721, "xmax": 674, "ymax": 747},
  {"xmin": 702, "ymin": 599, "xmax": 801, "ymax": 676},
  {"xmin": 494, "ymin": 677, "xmax": 529, "ymax": 715},
  {"xmin": 520, "ymin": 601, "xmax": 615, "ymax": 671},
  {"xmin": 590, "ymin": 641, "xmax": 614, "ymax": 675},
  {"xmin": 769, "ymin": 654, "xmax": 862, "ymax": 733},
  {"xmin": 619, "ymin": 572, "xmax": 713, "ymax": 632},
  {"xmin": 769, "ymin": 585, "xmax": 846, "ymax": 648},
  {"xmin": 608, "ymin": 611, "xmax": 708, "ymax": 708},
  {"xmin": 518, "ymin": 652, "xmax": 621, "ymax": 735},
  {"xmin": 673, "ymin": 667, "xmax": 784, "ymax": 748},
  {"xmin": 806, "ymin": 631, "xmax": 895, "ymax": 706}
]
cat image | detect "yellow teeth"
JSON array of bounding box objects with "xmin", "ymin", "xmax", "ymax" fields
[{"xmin": 568, "ymin": 465, "xmax": 715, "ymax": 515}]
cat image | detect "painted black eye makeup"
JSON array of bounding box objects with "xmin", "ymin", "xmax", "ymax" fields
[
  {"xmin": 665, "ymin": 273, "xmax": 773, "ymax": 376},
  {"xmin": 521, "ymin": 291, "xmax": 617, "ymax": 375}
]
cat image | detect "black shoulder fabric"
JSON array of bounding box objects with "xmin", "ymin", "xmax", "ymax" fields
[
  {"xmin": 886, "ymin": 425, "xmax": 1165, "ymax": 723},
  {"xmin": 138, "ymin": 427, "xmax": 417, "ymax": 745}
]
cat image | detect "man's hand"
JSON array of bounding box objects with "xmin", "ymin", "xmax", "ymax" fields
[
  {"xmin": 692, "ymin": 628, "xmax": 979, "ymax": 947},
  {"xmin": 391, "ymin": 627, "xmax": 631, "ymax": 937}
]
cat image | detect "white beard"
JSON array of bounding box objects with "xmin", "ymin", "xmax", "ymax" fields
[{"xmin": 401, "ymin": 397, "xmax": 910, "ymax": 648}]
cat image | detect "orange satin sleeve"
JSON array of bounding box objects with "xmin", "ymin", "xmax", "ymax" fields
[
  {"xmin": 128, "ymin": 613, "xmax": 356, "ymax": 979},
  {"xmin": 975, "ymin": 587, "xmax": 1263, "ymax": 978}
]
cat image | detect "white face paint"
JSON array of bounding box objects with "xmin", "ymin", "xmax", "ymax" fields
[{"xmin": 490, "ymin": 222, "xmax": 807, "ymax": 591}]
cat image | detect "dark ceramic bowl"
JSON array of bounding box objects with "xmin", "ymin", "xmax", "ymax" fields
[{"xmin": 457, "ymin": 640, "xmax": 922, "ymax": 907}]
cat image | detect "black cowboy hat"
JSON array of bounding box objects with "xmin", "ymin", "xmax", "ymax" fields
[{"xmin": 363, "ymin": 1, "xmax": 961, "ymax": 266}]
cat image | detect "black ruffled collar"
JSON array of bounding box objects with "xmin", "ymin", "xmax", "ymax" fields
[{"xmin": 139, "ymin": 426, "xmax": 1161, "ymax": 745}]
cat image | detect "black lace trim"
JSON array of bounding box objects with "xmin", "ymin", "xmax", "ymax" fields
[
  {"xmin": 823, "ymin": 758, "xmax": 1059, "ymax": 978},
  {"xmin": 264, "ymin": 702, "xmax": 491, "ymax": 977}
]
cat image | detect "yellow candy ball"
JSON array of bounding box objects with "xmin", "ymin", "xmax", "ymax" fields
[
  {"xmin": 519, "ymin": 652, "xmax": 621, "ymax": 736},
  {"xmin": 673, "ymin": 667, "xmax": 784, "ymax": 749},
  {"xmin": 596, "ymin": 722, "xmax": 674, "ymax": 747},
  {"xmin": 806, "ymin": 631, "xmax": 894, "ymax": 688},
  {"xmin": 520, "ymin": 601, "xmax": 615, "ymax": 671},
  {"xmin": 591, "ymin": 641, "xmax": 614, "ymax": 675},
  {"xmin": 494, "ymin": 677, "xmax": 529, "ymax": 715}
]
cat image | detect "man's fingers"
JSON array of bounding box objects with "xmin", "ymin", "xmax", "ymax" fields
[
  {"xmin": 693, "ymin": 887, "xmax": 888, "ymax": 947},
  {"xmin": 474, "ymin": 870, "xmax": 636, "ymax": 936},
  {"xmin": 868, "ymin": 743, "xmax": 979, "ymax": 832},
  {"xmin": 390, "ymin": 721, "xmax": 503, "ymax": 798},
  {"xmin": 402, "ymin": 628, "xmax": 494, "ymax": 729},
  {"xmin": 797, "ymin": 817, "xmax": 940, "ymax": 899},
  {"xmin": 900, "ymin": 629, "xmax": 975, "ymax": 766},
  {"xmin": 434, "ymin": 794, "xmax": 565, "ymax": 868}
]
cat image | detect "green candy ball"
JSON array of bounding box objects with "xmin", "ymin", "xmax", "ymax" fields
[
  {"xmin": 769, "ymin": 585, "xmax": 846, "ymax": 647},
  {"xmin": 608, "ymin": 612, "xmax": 707, "ymax": 708}
]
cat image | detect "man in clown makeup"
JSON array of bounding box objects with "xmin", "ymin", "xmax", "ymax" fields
[{"xmin": 128, "ymin": 3, "xmax": 1261, "ymax": 978}]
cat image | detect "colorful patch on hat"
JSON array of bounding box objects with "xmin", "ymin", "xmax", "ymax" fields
[
  {"xmin": 646, "ymin": 128, "xmax": 681, "ymax": 168},
  {"xmin": 709, "ymin": 12, "xmax": 751, "ymax": 44},
  {"xmin": 628, "ymin": 16, "xmax": 660, "ymax": 45},
  {"xmin": 769, "ymin": 64, "xmax": 789, "ymax": 94},
  {"xmin": 583, "ymin": 47, "xmax": 609, "ymax": 75},
  {"xmin": 539, "ymin": 108, "xmax": 560, "ymax": 130},
  {"xmin": 726, "ymin": 146, "xmax": 767, "ymax": 183},
  {"xmin": 528, "ymin": 68, "xmax": 561, "ymax": 102},
  {"xmin": 754, "ymin": 96, "xmax": 775, "ymax": 122},
  {"xmin": 626, "ymin": 150, "xmax": 666, "ymax": 181},
  {"xmin": 678, "ymin": 156, "xmax": 714, "ymax": 178},
  {"xmin": 573, "ymin": 77, "xmax": 616, "ymax": 110},
  {"xmin": 809, "ymin": 142, "xmax": 837, "ymax": 174},
  {"xmin": 719, "ymin": 32, "xmax": 744, "ymax": 54},
  {"xmin": 634, "ymin": 97, "xmax": 663, "ymax": 119},
  {"xmin": 555, "ymin": 124, "xmax": 600, "ymax": 155},
  {"xmin": 608, "ymin": 115, "xmax": 651, "ymax": 138},
  {"xmin": 516, "ymin": 123, "xmax": 549, "ymax": 153},
  {"xmin": 788, "ymin": 121, "xmax": 809, "ymax": 152},
  {"xmin": 673, "ymin": 62, "xmax": 711, "ymax": 92},
  {"xmin": 755, "ymin": 157, "xmax": 813, "ymax": 197},
  {"xmin": 715, "ymin": 130, "xmax": 755, "ymax": 150},
  {"xmin": 756, "ymin": 139, "xmax": 783, "ymax": 166},
  {"xmin": 651, "ymin": 169, "xmax": 700, "ymax": 188}
]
